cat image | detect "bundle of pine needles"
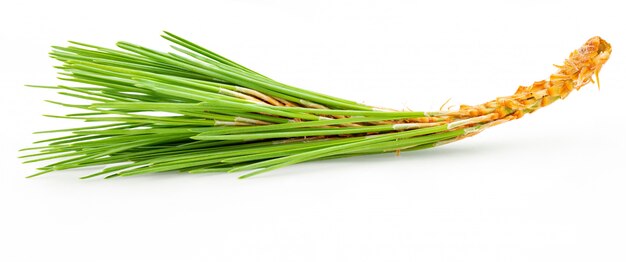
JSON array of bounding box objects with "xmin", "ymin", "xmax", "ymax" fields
[{"xmin": 21, "ymin": 33, "xmax": 612, "ymax": 179}]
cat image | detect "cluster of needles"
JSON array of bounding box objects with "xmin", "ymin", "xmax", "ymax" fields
[{"xmin": 21, "ymin": 33, "xmax": 611, "ymax": 179}]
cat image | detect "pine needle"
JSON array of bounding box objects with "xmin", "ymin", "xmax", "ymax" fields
[{"xmin": 22, "ymin": 34, "xmax": 612, "ymax": 179}]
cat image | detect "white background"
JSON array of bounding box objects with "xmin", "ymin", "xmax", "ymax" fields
[{"xmin": 1, "ymin": 0, "xmax": 625, "ymax": 261}]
